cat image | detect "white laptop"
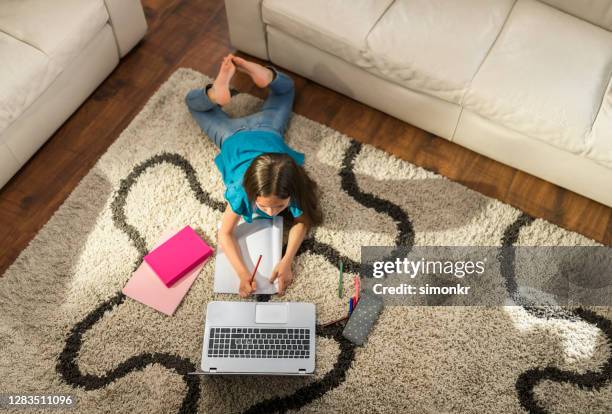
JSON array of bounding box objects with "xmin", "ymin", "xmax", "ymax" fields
[{"xmin": 197, "ymin": 301, "xmax": 316, "ymax": 375}]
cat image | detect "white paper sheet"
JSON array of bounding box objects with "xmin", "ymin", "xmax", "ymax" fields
[{"xmin": 213, "ymin": 215, "xmax": 282, "ymax": 294}]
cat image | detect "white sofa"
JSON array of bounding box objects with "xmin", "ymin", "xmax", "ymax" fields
[
  {"xmin": 225, "ymin": 0, "xmax": 612, "ymax": 207},
  {"xmin": 0, "ymin": 0, "xmax": 147, "ymax": 188}
]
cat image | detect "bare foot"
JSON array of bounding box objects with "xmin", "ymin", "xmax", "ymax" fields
[
  {"xmin": 209, "ymin": 55, "xmax": 235, "ymax": 106},
  {"xmin": 231, "ymin": 56, "xmax": 274, "ymax": 88}
]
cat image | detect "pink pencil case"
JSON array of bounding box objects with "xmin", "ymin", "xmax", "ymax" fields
[{"xmin": 144, "ymin": 225, "xmax": 214, "ymax": 287}]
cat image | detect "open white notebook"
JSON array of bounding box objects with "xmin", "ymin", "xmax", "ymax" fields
[{"xmin": 213, "ymin": 215, "xmax": 283, "ymax": 294}]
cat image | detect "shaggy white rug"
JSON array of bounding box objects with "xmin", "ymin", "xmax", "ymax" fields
[{"xmin": 0, "ymin": 68, "xmax": 610, "ymax": 413}]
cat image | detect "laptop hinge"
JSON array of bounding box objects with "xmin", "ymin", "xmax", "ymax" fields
[
  {"xmin": 298, "ymin": 369, "xmax": 306, "ymax": 374},
  {"xmin": 209, "ymin": 368, "xmax": 217, "ymax": 373}
]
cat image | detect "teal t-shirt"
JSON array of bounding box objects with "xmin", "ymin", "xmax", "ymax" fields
[{"xmin": 215, "ymin": 129, "xmax": 305, "ymax": 223}]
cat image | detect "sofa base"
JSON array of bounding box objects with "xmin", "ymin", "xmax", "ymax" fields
[
  {"xmin": 0, "ymin": 141, "xmax": 20, "ymax": 187},
  {"xmin": 453, "ymin": 109, "xmax": 612, "ymax": 207},
  {"xmin": 0, "ymin": 24, "xmax": 119, "ymax": 188}
]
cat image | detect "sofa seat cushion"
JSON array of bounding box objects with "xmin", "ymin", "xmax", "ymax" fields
[
  {"xmin": 463, "ymin": 0, "xmax": 612, "ymax": 159},
  {"xmin": 262, "ymin": 0, "xmax": 394, "ymax": 67},
  {"xmin": 0, "ymin": 0, "xmax": 109, "ymax": 133},
  {"xmin": 0, "ymin": 0, "xmax": 109, "ymax": 71},
  {"xmin": 362, "ymin": 0, "xmax": 515, "ymax": 105},
  {"xmin": 0, "ymin": 33, "xmax": 62, "ymax": 134}
]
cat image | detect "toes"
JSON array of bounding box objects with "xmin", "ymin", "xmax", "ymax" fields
[{"xmin": 222, "ymin": 58, "xmax": 232, "ymax": 68}]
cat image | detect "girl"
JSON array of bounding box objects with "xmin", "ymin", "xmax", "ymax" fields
[{"xmin": 185, "ymin": 54, "xmax": 323, "ymax": 298}]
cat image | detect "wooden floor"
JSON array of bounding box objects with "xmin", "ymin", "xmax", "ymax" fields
[{"xmin": 1, "ymin": 0, "xmax": 610, "ymax": 275}]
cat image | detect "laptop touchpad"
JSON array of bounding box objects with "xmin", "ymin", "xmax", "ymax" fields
[{"xmin": 255, "ymin": 303, "xmax": 288, "ymax": 324}]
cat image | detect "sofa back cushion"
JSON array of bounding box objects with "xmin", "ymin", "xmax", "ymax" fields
[
  {"xmin": 363, "ymin": 0, "xmax": 516, "ymax": 105},
  {"xmin": 0, "ymin": 0, "xmax": 109, "ymax": 134},
  {"xmin": 538, "ymin": 0, "xmax": 612, "ymax": 31},
  {"xmin": 0, "ymin": 0, "xmax": 109, "ymax": 71},
  {"xmin": 262, "ymin": 0, "xmax": 394, "ymax": 66},
  {"xmin": 463, "ymin": 0, "xmax": 612, "ymax": 161},
  {"xmin": 0, "ymin": 33, "xmax": 61, "ymax": 135}
]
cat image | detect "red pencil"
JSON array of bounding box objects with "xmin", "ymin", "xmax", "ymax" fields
[{"xmin": 251, "ymin": 254, "xmax": 263, "ymax": 281}]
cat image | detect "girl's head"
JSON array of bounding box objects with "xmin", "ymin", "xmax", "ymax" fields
[{"xmin": 243, "ymin": 153, "xmax": 323, "ymax": 227}]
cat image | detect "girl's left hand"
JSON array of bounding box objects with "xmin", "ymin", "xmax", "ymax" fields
[{"xmin": 269, "ymin": 257, "xmax": 293, "ymax": 295}]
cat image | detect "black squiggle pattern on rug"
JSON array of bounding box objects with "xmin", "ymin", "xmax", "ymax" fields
[
  {"xmin": 340, "ymin": 141, "xmax": 415, "ymax": 248},
  {"xmin": 500, "ymin": 212, "xmax": 576, "ymax": 320},
  {"xmin": 242, "ymin": 321, "xmax": 354, "ymax": 414},
  {"xmin": 57, "ymin": 293, "xmax": 200, "ymax": 414},
  {"xmin": 500, "ymin": 213, "xmax": 612, "ymax": 413},
  {"xmin": 57, "ymin": 153, "xmax": 220, "ymax": 413},
  {"xmin": 335, "ymin": 140, "xmax": 416, "ymax": 280},
  {"xmin": 58, "ymin": 152, "xmax": 337, "ymax": 413},
  {"xmin": 500, "ymin": 212, "xmax": 535, "ymax": 297},
  {"xmin": 57, "ymin": 144, "xmax": 416, "ymax": 413},
  {"xmin": 516, "ymin": 308, "xmax": 612, "ymax": 414},
  {"xmin": 242, "ymin": 140, "xmax": 418, "ymax": 412},
  {"xmin": 110, "ymin": 153, "xmax": 226, "ymax": 263}
]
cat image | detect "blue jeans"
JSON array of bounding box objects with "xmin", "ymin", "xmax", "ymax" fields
[{"xmin": 185, "ymin": 65, "xmax": 295, "ymax": 148}]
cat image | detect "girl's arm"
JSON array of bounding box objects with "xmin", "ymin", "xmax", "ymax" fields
[
  {"xmin": 284, "ymin": 215, "xmax": 309, "ymax": 262},
  {"xmin": 268, "ymin": 214, "xmax": 311, "ymax": 294},
  {"xmin": 270, "ymin": 214, "xmax": 309, "ymax": 294},
  {"xmin": 218, "ymin": 206, "xmax": 257, "ymax": 295}
]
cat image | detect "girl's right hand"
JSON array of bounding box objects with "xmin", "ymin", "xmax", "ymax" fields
[{"xmin": 239, "ymin": 276, "xmax": 257, "ymax": 298}]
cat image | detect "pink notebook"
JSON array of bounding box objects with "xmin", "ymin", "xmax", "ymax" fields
[
  {"xmin": 144, "ymin": 225, "xmax": 214, "ymax": 287},
  {"xmin": 122, "ymin": 229, "xmax": 210, "ymax": 315}
]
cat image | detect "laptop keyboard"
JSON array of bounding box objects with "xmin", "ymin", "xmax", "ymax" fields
[{"xmin": 207, "ymin": 328, "xmax": 311, "ymax": 359}]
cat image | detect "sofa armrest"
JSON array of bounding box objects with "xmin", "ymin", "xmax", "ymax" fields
[
  {"xmin": 104, "ymin": 0, "xmax": 148, "ymax": 57},
  {"xmin": 224, "ymin": 0, "xmax": 268, "ymax": 60}
]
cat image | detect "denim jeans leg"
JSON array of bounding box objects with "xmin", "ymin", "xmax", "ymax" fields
[
  {"xmin": 243, "ymin": 66, "xmax": 295, "ymax": 137},
  {"xmin": 265, "ymin": 65, "xmax": 294, "ymax": 95},
  {"xmin": 185, "ymin": 84, "xmax": 248, "ymax": 148}
]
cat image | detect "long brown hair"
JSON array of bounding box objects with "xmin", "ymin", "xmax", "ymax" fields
[{"xmin": 242, "ymin": 153, "xmax": 323, "ymax": 227}]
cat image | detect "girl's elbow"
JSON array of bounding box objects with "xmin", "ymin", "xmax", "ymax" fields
[
  {"xmin": 296, "ymin": 216, "xmax": 311, "ymax": 232},
  {"xmin": 217, "ymin": 229, "xmax": 228, "ymax": 246}
]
